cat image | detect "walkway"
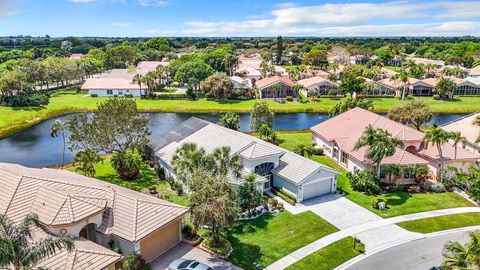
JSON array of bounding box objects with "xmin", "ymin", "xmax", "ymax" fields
[{"xmin": 265, "ymin": 206, "xmax": 480, "ymax": 270}]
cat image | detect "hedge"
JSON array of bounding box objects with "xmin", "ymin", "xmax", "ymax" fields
[{"xmin": 272, "ymin": 186, "xmax": 297, "ymax": 205}]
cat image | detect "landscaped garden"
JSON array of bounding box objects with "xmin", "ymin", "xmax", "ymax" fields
[
  {"xmin": 277, "ymin": 131, "xmax": 475, "ymax": 217},
  {"xmin": 285, "ymin": 237, "xmax": 365, "ymax": 270},
  {"xmin": 3, "ymin": 89, "xmax": 480, "ymax": 139},
  {"xmin": 224, "ymin": 211, "xmax": 339, "ymax": 270},
  {"xmin": 397, "ymin": 212, "xmax": 480, "ymax": 233}
]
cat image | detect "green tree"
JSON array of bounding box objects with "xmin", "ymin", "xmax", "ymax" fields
[
  {"xmin": 145, "ymin": 37, "xmax": 170, "ymax": 52},
  {"xmin": 105, "ymin": 45, "xmax": 140, "ymax": 68},
  {"xmin": 423, "ymin": 124, "xmax": 452, "ymax": 180},
  {"xmin": 67, "ymin": 98, "xmax": 150, "ymax": 154},
  {"xmin": 258, "ymin": 123, "xmax": 274, "ymax": 140},
  {"xmin": 110, "ymin": 151, "xmax": 142, "ymax": 180},
  {"xmin": 329, "ymin": 94, "xmax": 374, "ymax": 116},
  {"xmin": 442, "ymin": 230, "xmax": 480, "ymax": 270},
  {"xmin": 218, "ymin": 112, "xmax": 240, "ymax": 130},
  {"xmin": 390, "ymin": 68, "xmax": 409, "ymax": 100},
  {"xmin": 50, "ymin": 119, "xmax": 68, "ymax": 169},
  {"xmin": 238, "ymin": 172, "xmax": 262, "ymax": 215},
  {"xmin": 211, "ymin": 146, "xmax": 243, "ymax": 179},
  {"xmin": 174, "ymin": 60, "xmax": 215, "ymax": 90},
  {"xmin": 73, "ymin": 148, "xmax": 102, "ymax": 177},
  {"xmin": 434, "ymin": 77, "xmax": 456, "ymax": 100},
  {"xmin": 450, "ymin": 131, "xmax": 466, "ymax": 160},
  {"xmin": 0, "ymin": 213, "xmax": 74, "ymax": 270},
  {"xmin": 293, "ymin": 143, "xmax": 315, "ymax": 158},
  {"xmin": 354, "ymin": 125, "xmax": 404, "ymax": 178},
  {"xmin": 171, "ymin": 143, "xmax": 209, "ymax": 183},
  {"xmin": 275, "ymin": 36, "xmax": 284, "ymax": 65},
  {"xmin": 339, "ymin": 71, "xmax": 366, "ymax": 94},
  {"xmin": 250, "ymin": 101, "xmax": 275, "ymax": 131},
  {"xmin": 132, "ymin": 74, "xmax": 144, "ymax": 93},
  {"xmin": 188, "ymin": 169, "xmax": 239, "ymax": 244},
  {"xmin": 200, "ymin": 73, "xmax": 234, "ymax": 99},
  {"xmin": 387, "ymin": 100, "xmax": 433, "ymax": 131},
  {"xmin": 302, "ymin": 49, "xmax": 328, "ymax": 68}
]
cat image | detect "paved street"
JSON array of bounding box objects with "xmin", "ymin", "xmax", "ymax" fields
[{"xmin": 345, "ymin": 230, "xmax": 473, "ymax": 270}]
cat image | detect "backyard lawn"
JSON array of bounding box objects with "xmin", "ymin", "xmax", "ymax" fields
[
  {"xmin": 2, "ymin": 89, "xmax": 480, "ymax": 139},
  {"xmin": 277, "ymin": 131, "xmax": 475, "ymax": 217},
  {"xmin": 225, "ymin": 211, "xmax": 338, "ymax": 270},
  {"xmin": 286, "ymin": 237, "xmax": 365, "ymax": 270},
  {"xmin": 397, "ymin": 212, "xmax": 480, "ymax": 233},
  {"xmin": 67, "ymin": 157, "xmax": 189, "ymax": 206}
]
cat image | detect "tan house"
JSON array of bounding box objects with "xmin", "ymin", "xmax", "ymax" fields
[
  {"xmin": 469, "ymin": 65, "xmax": 480, "ymax": 77},
  {"xmin": 297, "ymin": 76, "xmax": 338, "ymax": 96},
  {"xmin": 443, "ymin": 112, "xmax": 480, "ymax": 154},
  {"xmin": 310, "ymin": 108, "xmax": 479, "ymax": 182},
  {"xmin": 0, "ymin": 162, "xmax": 188, "ymax": 268},
  {"xmin": 256, "ymin": 76, "xmax": 296, "ymax": 99}
]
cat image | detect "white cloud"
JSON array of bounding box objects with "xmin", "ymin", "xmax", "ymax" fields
[
  {"xmin": 112, "ymin": 22, "xmax": 132, "ymax": 28},
  {"xmin": 169, "ymin": 1, "xmax": 480, "ymax": 36},
  {"xmin": 139, "ymin": 0, "xmax": 167, "ymax": 6}
]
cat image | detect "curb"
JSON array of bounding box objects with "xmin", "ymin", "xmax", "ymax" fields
[{"xmin": 335, "ymin": 225, "xmax": 480, "ymax": 270}]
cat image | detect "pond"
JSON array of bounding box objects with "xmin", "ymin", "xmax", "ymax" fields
[{"xmin": 0, "ymin": 112, "xmax": 466, "ymax": 168}]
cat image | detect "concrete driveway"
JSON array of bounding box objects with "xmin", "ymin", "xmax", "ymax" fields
[
  {"xmin": 278, "ymin": 193, "xmax": 418, "ymax": 250},
  {"xmin": 150, "ymin": 243, "xmax": 241, "ymax": 270}
]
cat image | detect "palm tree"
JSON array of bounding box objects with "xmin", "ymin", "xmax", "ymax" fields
[
  {"xmin": 258, "ymin": 123, "xmax": 274, "ymax": 141},
  {"xmin": 390, "ymin": 68, "xmax": 409, "ymax": 100},
  {"xmin": 293, "ymin": 143, "xmax": 315, "ymax": 158},
  {"xmin": 442, "ymin": 230, "xmax": 480, "ymax": 269},
  {"xmin": 423, "ymin": 124, "xmax": 452, "ymax": 180},
  {"xmin": 171, "ymin": 143, "xmax": 209, "ymax": 182},
  {"xmin": 238, "ymin": 172, "xmax": 262, "ymax": 215},
  {"xmin": 270, "ymin": 83, "xmax": 282, "ymax": 99},
  {"xmin": 211, "ymin": 146, "xmax": 243, "ymax": 179},
  {"xmin": 0, "ymin": 213, "xmax": 74, "ymax": 270},
  {"xmin": 50, "ymin": 119, "xmax": 68, "ymax": 169},
  {"xmin": 132, "ymin": 74, "xmax": 143, "ymax": 94},
  {"xmin": 450, "ymin": 131, "xmax": 466, "ymax": 160},
  {"xmin": 354, "ymin": 125, "xmax": 404, "ymax": 178},
  {"xmin": 473, "ymin": 115, "xmax": 480, "ymax": 145},
  {"xmin": 110, "ymin": 151, "xmax": 142, "ymax": 180},
  {"xmin": 73, "ymin": 148, "xmax": 102, "ymax": 177}
]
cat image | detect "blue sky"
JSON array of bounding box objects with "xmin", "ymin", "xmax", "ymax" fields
[{"xmin": 1, "ymin": 0, "xmax": 480, "ymax": 37}]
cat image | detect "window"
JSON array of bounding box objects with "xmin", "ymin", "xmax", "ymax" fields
[
  {"xmin": 341, "ymin": 151, "xmax": 348, "ymax": 165},
  {"xmin": 106, "ymin": 90, "xmax": 113, "ymax": 95}
]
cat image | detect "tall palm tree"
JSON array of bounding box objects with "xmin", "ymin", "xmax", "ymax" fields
[
  {"xmin": 390, "ymin": 68, "xmax": 409, "ymax": 100},
  {"xmin": 423, "ymin": 124, "xmax": 452, "ymax": 180},
  {"xmin": 293, "ymin": 143, "xmax": 315, "ymax": 158},
  {"xmin": 473, "ymin": 115, "xmax": 480, "ymax": 145},
  {"xmin": 132, "ymin": 74, "xmax": 143, "ymax": 94},
  {"xmin": 171, "ymin": 143, "xmax": 209, "ymax": 182},
  {"xmin": 450, "ymin": 131, "xmax": 466, "ymax": 160},
  {"xmin": 239, "ymin": 172, "xmax": 262, "ymax": 215},
  {"xmin": 0, "ymin": 213, "xmax": 74, "ymax": 270},
  {"xmin": 50, "ymin": 119, "xmax": 68, "ymax": 169},
  {"xmin": 211, "ymin": 146, "xmax": 243, "ymax": 179},
  {"xmin": 354, "ymin": 125, "xmax": 404, "ymax": 178},
  {"xmin": 442, "ymin": 230, "xmax": 480, "ymax": 269}
]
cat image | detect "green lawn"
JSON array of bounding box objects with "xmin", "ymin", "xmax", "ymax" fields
[
  {"xmin": 277, "ymin": 131, "xmax": 475, "ymax": 217},
  {"xmin": 3, "ymin": 89, "xmax": 480, "ymax": 139},
  {"xmin": 286, "ymin": 237, "xmax": 365, "ymax": 270},
  {"xmin": 397, "ymin": 212, "xmax": 480, "ymax": 233},
  {"xmin": 68, "ymin": 157, "xmax": 189, "ymax": 206},
  {"xmin": 225, "ymin": 211, "xmax": 339, "ymax": 270}
]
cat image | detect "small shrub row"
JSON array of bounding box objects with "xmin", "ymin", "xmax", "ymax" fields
[
  {"xmin": 90, "ymin": 93, "xmax": 98, "ymax": 97},
  {"xmin": 272, "ymin": 186, "xmax": 297, "ymax": 205}
]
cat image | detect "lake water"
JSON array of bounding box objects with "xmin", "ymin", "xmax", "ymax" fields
[{"xmin": 0, "ymin": 112, "xmax": 466, "ymax": 168}]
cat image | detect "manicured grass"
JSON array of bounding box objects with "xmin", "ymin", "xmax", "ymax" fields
[
  {"xmin": 68, "ymin": 157, "xmax": 189, "ymax": 206},
  {"xmin": 276, "ymin": 131, "xmax": 475, "ymax": 217},
  {"xmin": 225, "ymin": 211, "xmax": 339, "ymax": 270},
  {"xmin": 2, "ymin": 89, "xmax": 480, "ymax": 139},
  {"xmin": 397, "ymin": 212, "xmax": 480, "ymax": 233},
  {"xmin": 286, "ymin": 237, "xmax": 365, "ymax": 270}
]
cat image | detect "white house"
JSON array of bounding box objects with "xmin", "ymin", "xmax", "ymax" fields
[
  {"xmin": 81, "ymin": 77, "xmax": 148, "ymax": 97},
  {"xmin": 147, "ymin": 118, "xmax": 339, "ymax": 203}
]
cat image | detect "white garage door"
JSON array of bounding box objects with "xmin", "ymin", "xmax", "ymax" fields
[{"xmin": 303, "ymin": 178, "xmax": 332, "ymax": 201}]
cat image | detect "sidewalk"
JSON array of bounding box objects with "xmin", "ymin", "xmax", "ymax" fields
[{"xmin": 265, "ymin": 207, "xmax": 480, "ymax": 270}]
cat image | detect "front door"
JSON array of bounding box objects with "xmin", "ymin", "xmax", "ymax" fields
[{"xmin": 263, "ymin": 175, "xmax": 273, "ymax": 190}]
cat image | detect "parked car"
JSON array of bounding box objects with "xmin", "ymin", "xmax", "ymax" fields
[{"xmin": 168, "ymin": 259, "xmax": 213, "ymax": 270}]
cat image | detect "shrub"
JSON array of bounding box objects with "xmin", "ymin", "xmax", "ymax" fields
[
  {"xmin": 272, "ymin": 187, "xmax": 297, "ymax": 205},
  {"xmin": 182, "ymin": 222, "xmax": 198, "ymax": 241},
  {"xmin": 90, "ymin": 93, "xmax": 98, "ymax": 97},
  {"xmin": 124, "ymin": 93, "xmax": 133, "ymax": 98},
  {"xmin": 429, "ymin": 182, "xmax": 446, "ymax": 193},
  {"xmin": 0, "ymin": 92, "xmax": 50, "ymax": 107},
  {"xmin": 123, "ymin": 253, "xmax": 151, "ymax": 270},
  {"xmin": 108, "ymin": 239, "xmax": 122, "ymax": 254},
  {"xmin": 172, "ymin": 181, "xmax": 184, "ymax": 195},
  {"xmin": 154, "ymin": 165, "xmax": 165, "ymax": 180},
  {"xmin": 371, "ymin": 197, "xmax": 386, "ymax": 209},
  {"xmin": 432, "ymin": 94, "xmax": 441, "ymax": 100},
  {"xmin": 110, "ymin": 151, "xmax": 142, "ymax": 180},
  {"xmin": 327, "ymin": 89, "xmax": 338, "ymax": 96},
  {"xmin": 155, "ymin": 93, "xmax": 189, "ymax": 100},
  {"xmin": 312, "ymin": 147, "xmax": 324, "ymax": 156},
  {"xmin": 277, "ymin": 202, "xmax": 284, "ymax": 210},
  {"xmin": 348, "ymin": 170, "xmax": 381, "ymax": 195},
  {"xmin": 268, "ymin": 198, "xmax": 278, "ymax": 208},
  {"xmin": 202, "ymin": 236, "xmax": 232, "ymax": 257},
  {"xmin": 186, "ymin": 86, "xmax": 196, "ymax": 100},
  {"xmin": 286, "ymin": 96, "xmax": 294, "ymax": 101}
]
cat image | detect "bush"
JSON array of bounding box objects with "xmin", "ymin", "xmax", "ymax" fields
[
  {"xmin": 0, "ymin": 92, "xmax": 50, "ymax": 107},
  {"xmin": 90, "ymin": 93, "xmax": 98, "ymax": 97},
  {"xmin": 123, "ymin": 253, "xmax": 151, "ymax": 270},
  {"xmin": 155, "ymin": 93, "xmax": 189, "ymax": 100},
  {"xmin": 312, "ymin": 147, "xmax": 324, "ymax": 156},
  {"xmin": 327, "ymin": 89, "xmax": 339, "ymax": 96},
  {"xmin": 286, "ymin": 96, "xmax": 294, "ymax": 101},
  {"xmin": 432, "ymin": 94, "xmax": 441, "ymax": 100},
  {"xmin": 429, "ymin": 182, "xmax": 446, "ymax": 193},
  {"xmin": 171, "ymin": 181, "xmax": 184, "ymax": 195},
  {"xmin": 371, "ymin": 197, "xmax": 386, "ymax": 209},
  {"xmin": 202, "ymin": 236, "xmax": 232, "ymax": 257},
  {"xmin": 277, "ymin": 202, "xmax": 284, "ymax": 210},
  {"xmin": 268, "ymin": 198, "xmax": 278, "ymax": 208},
  {"xmin": 182, "ymin": 222, "xmax": 198, "ymax": 241},
  {"xmin": 186, "ymin": 86, "xmax": 196, "ymax": 100},
  {"xmin": 272, "ymin": 187, "xmax": 297, "ymax": 205},
  {"xmin": 348, "ymin": 170, "xmax": 381, "ymax": 195},
  {"xmin": 154, "ymin": 165, "xmax": 165, "ymax": 180},
  {"xmin": 124, "ymin": 93, "xmax": 133, "ymax": 98}
]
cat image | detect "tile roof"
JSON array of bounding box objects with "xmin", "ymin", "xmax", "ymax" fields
[
  {"xmin": 442, "ymin": 112, "xmax": 480, "ymax": 145},
  {"xmin": 297, "ymin": 76, "xmax": 336, "ymax": 88},
  {"xmin": 256, "ymin": 75, "xmax": 294, "ymax": 89},
  {"xmin": 154, "ymin": 119, "xmax": 338, "ymax": 184},
  {"xmin": 470, "ymin": 65, "xmax": 480, "ymax": 76},
  {"xmin": 0, "ymin": 163, "xmax": 188, "ymax": 242},
  {"xmin": 137, "ymin": 61, "xmax": 169, "ymax": 72},
  {"xmin": 418, "ymin": 142, "xmax": 480, "ymax": 161},
  {"xmin": 81, "ymin": 77, "xmax": 147, "ymax": 90},
  {"xmin": 235, "ymin": 66, "xmax": 261, "ymax": 77}
]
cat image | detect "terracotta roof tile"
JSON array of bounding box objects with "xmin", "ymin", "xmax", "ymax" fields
[{"xmin": 256, "ymin": 75, "xmax": 294, "ymax": 89}]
